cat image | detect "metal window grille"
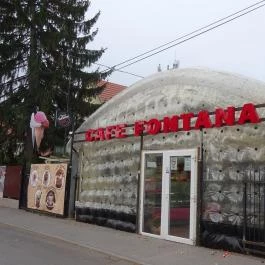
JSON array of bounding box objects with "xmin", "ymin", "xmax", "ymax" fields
[{"xmin": 243, "ymin": 168, "xmax": 265, "ymax": 256}]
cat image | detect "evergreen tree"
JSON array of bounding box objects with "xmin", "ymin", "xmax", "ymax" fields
[{"xmin": 0, "ymin": 0, "xmax": 108, "ymax": 163}]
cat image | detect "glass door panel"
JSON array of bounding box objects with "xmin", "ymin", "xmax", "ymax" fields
[
  {"xmin": 141, "ymin": 149, "xmax": 197, "ymax": 245},
  {"xmin": 142, "ymin": 153, "xmax": 163, "ymax": 235},
  {"xmin": 168, "ymin": 156, "xmax": 191, "ymax": 238}
]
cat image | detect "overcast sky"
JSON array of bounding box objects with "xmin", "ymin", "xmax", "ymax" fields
[{"xmin": 88, "ymin": 0, "xmax": 265, "ymax": 86}]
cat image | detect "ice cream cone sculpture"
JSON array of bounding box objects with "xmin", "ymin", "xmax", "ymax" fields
[{"xmin": 30, "ymin": 111, "xmax": 49, "ymax": 150}]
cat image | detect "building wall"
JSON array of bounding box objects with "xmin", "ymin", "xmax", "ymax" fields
[
  {"xmin": 74, "ymin": 68, "xmax": 265, "ymax": 247},
  {"xmin": 76, "ymin": 137, "xmax": 140, "ymax": 231},
  {"xmin": 202, "ymin": 116, "xmax": 265, "ymax": 251}
]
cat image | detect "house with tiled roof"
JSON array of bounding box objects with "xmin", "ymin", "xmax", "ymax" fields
[{"xmin": 92, "ymin": 81, "xmax": 126, "ymax": 104}]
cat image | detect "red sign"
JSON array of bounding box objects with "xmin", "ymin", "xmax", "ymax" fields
[{"xmin": 85, "ymin": 103, "xmax": 260, "ymax": 142}]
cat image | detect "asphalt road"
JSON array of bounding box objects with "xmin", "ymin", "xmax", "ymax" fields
[{"xmin": 0, "ymin": 223, "xmax": 138, "ymax": 265}]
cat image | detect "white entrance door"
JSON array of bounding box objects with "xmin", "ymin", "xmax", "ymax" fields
[{"xmin": 140, "ymin": 149, "xmax": 198, "ymax": 245}]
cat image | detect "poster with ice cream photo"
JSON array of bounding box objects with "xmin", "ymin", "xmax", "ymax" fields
[{"xmin": 27, "ymin": 163, "xmax": 67, "ymax": 215}]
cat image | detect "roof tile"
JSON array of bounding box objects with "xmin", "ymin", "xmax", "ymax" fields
[{"xmin": 98, "ymin": 81, "xmax": 126, "ymax": 103}]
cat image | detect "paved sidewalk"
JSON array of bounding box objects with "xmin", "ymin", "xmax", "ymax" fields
[{"xmin": 0, "ymin": 207, "xmax": 263, "ymax": 265}]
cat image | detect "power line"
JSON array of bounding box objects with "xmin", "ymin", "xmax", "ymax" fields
[
  {"xmin": 106, "ymin": 0, "xmax": 265, "ymax": 71},
  {"xmin": 94, "ymin": 62, "xmax": 144, "ymax": 78},
  {"xmin": 113, "ymin": 0, "xmax": 265, "ymax": 69}
]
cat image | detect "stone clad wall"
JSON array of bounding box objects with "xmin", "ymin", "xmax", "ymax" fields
[
  {"xmin": 202, "ymin": 107, "xmax": 265, "ymax": 250},
  {"xmin": 76, "ymin": 138, "xmax": 140, "ymax": 232}
]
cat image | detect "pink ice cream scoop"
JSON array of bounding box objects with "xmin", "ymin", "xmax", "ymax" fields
[{"xmin": 34, "ymin": 111, "xmax": 49, "ymax": 128}]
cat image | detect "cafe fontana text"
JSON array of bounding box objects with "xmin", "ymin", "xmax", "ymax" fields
[{"xmin": 85, "ymin": 103, "xmax": 260, "ymax": 142}]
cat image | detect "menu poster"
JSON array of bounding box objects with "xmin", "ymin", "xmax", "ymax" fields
[
  {"xmin": 0, "ymin": 166, "xmax": 6, "ymax": 198},
  {"xmin": 184, "ymin": 157, "xmax": 191, "ymax": 171},
  {"xmin": 147, "ymin": 161, "xmax": 157, "ymax": 168},
  {"xmin": 170, "ymin": 157, "xmax": 178, "ymax": 171},
  {"xmin": 27, "ymin": 163, "xmax": 68, "ymax": 215}
]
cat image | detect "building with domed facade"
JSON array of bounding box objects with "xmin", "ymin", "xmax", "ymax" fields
[{"xmin": 71, "ymin": 68, "xmax": 265, "ymax": 255}]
